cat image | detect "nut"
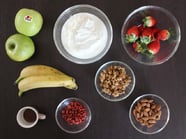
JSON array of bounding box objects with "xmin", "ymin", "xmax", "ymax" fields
[
  {"xmin": 132, "ymin": 98, "xmax": 162, "ymax": 128},
  {"xmin": 99, "ymin": 65, "xmax": 132, "ymax": 97}
]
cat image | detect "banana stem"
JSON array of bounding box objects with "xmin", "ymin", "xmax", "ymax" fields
[
  {"xmin": 15, "ymin": 77, "xmax": 24, "ymax": 84},
  {"xmin": 18, "ymin": 91, "xmax": 24, "ymax": 97}
]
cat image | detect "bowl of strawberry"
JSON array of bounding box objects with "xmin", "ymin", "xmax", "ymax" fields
[
  {"xmin": 121, "ymin": 5, "xmax": 181, "ymax": 65},
  {"xmin": 55, "ymin": 97, "xmax": 91, "ymax": 133}
]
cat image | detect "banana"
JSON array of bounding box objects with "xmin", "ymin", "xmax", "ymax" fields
[
  {"xmin": 16, "ymin": 64, "xmax": 78, "ymax": 96},
  {"xmin": 15, "ymin": 65, "xmax": 64, "ymax": 83},
  {"xmin": 18, "ymin": 74, "xmax": 78, "ymax": 97}
]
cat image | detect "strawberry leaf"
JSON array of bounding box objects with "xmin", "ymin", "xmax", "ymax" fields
[{"xmin": 143, "ymin": 50, "xmax": 154, "ymax": 58}]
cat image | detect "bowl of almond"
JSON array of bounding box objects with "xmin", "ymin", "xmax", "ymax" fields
[
  {"xmin": 94, "ymin": 61, "xmax": 135, "ymax": 102},
  {"xmin": 129, "ymin": 94, "xmax": 170, "ymax": 134}
]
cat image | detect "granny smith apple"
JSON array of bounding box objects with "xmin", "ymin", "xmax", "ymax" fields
[
  {"xmin": 5, "ymin": 34, "xmax": 35, "ymax": 62},
  {"xmin": 15, "ymin": 8, "xmax": 43, "ymax": 37}
]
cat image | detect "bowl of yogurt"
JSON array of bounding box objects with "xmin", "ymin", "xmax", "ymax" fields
[{"xmin": 53, "ymin": 4, "xmax": 113, "ymax": 64}]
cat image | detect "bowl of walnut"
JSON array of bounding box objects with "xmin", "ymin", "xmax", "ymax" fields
[
  {"xmin": 94, "ymin": 61, "xmax": 135, "ymax": 102},
  {"xmin": 129, "ymin": 94, "xmax": 170, "ymax": 134}
]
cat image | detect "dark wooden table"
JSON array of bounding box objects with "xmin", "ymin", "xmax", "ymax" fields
[{"xmin": 0, "ymin": 0, "xmax": 185, "ymax": 139}]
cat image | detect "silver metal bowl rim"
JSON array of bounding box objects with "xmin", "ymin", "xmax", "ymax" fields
[{"xmin": 129, "ymin": 93, "xmax": 170, "ymax": 134}]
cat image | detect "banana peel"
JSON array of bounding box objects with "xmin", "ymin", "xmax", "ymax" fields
[{"xmin": 15, "ymin": 65, "xmax": 78, "ymax": 96}]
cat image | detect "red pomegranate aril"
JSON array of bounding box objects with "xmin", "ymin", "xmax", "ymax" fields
[{"xmin": 61, "ymin": 101, "xmax": 87, "ymax": 125}]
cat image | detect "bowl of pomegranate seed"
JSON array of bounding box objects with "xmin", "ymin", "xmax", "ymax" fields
[
  {"xmin": 121, "ymin": 5, "xmax": 181, "ymax": 65},
  {"xmin": 55, "ymin": 97, "xmax": 91, "ymax": 133}
]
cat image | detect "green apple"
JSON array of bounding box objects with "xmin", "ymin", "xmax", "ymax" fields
[
  {"xmin": 15, "ymin": 8, "xmax": 43, "ymax": 37},
  {"xmin": 5, "ymin": 34, "xmax": 35, "ymax": 62}
]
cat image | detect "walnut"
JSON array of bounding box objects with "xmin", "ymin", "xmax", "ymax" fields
[{"xmin": 99, "ymin": 65, "xmax": 132, "ymax": 97}]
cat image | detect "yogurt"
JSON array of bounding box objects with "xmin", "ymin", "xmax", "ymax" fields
[{"xmin": 61, "ymin": 12, "xmax": 108, "ymax": 59}]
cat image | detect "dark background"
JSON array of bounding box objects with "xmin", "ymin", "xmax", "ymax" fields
[{"xmin": 0, "ymin": 0, "xmax": 185, "ymax": 139}]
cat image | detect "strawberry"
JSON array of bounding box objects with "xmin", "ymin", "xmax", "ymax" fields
[
  {"xmin": 147, "ymin": 40, "xmax": 160, "ymax": 54},
  {"xmin": 125, "ymin": 25, "xmax": 139, "ymax": 43},
  {"xmin": 140, "ymin": 27, "xmax": 154, "ymax": 44},
  {"xmin": 138, "ymin": 24, "xmax": 145, "ymax": 33},
  {"xmin": 152, "ymin": 27, "xmax": 160, "ymax": 36},
  {"xmin": 157, "ymin": 29, "xmax": 170, "ymax": 41},
  {"xmin": 142, "ymin": 16, "xmax": 157, "ymax": 27}
]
